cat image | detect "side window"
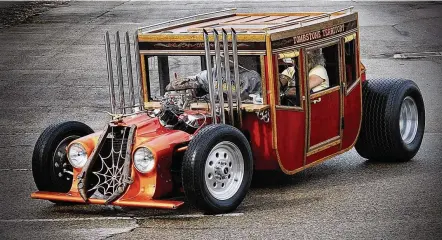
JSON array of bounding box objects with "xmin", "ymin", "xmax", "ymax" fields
[
  {"xmin": 306, "ymin": 44, "xmax": 340, "ymax": 93},
  {"xmin": 277, "ymin": 51, "xmax": 300, "ymax": 107},
  {"xmin": 146, "ymin": 56, "xmax": 203, "ymax": 100},
  {"xmin": 146, "ymin": 55, "xmax": 263, "ymax": 102},
  {"xmin": 235, "ymin": 56, "xmax": 263, "ymax": 103},
  {"xmin": 344, "ymin": 35, "xmax": 357, "ymax": 88},
  {"xmin": 146, "ymin": 56, "xmax": 162, "ymax": 100}
]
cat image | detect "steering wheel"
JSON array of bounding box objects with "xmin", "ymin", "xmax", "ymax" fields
[{"xmin": 280, "ymin": 86, "xmax": 298, "ymax": 106}]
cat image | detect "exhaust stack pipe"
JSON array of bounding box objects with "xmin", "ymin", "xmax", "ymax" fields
[
  {"xmin": 231, "ymin": 28, "xmax": 242, "ymax": 127},
  {"xmin": 124, "ymin": 32, "xmax": 135, "ymax": 108},
  {"xmin": 133, "ymin": 31, "xmax": 145, "ymax": 111},
  {"xmin": 213, "ymin": 29, "xmax": 225, "ymax": 124},
  {"xmin": 203, "ymin": 29, "xmax": 217, "ymax": 123},
  {"xmin": 104, "ymin": 31, "xmax": 116, "ymax": 114},
  {"xmin": 222, "ymin": 29, "xmax": 234, "ymax": 126},
  {"xmin": 201, "ymin": 28, "xmax": 242, "ymax": 126},
  {"xmin": 104, "ymin": 31, "xmax": 145, "ymax": 115},
  {"xmin": 114, "ymin": 31, "xmax": 126, "ymax": 114}
]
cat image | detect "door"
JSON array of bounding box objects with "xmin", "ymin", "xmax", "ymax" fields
[
  {"xmin": 306, "ymin": 43, "xmax": 342, "ymax": 164},
  {"xmin": 341, "ymin": 33, "xmax": 363, "ymax": 149},
  {"xmin": 272, "ymin": 50, "xmax": 307, "ymax": 173}
]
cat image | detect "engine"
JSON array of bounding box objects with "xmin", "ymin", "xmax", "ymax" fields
[{"xmin": 158, "ymin": 90, "xmax": 208, "ymax": 134}]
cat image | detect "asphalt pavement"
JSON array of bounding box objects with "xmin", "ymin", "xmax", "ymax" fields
[{"xmin": 0, "ymin": 1, "xmax": 441, "ymax": 239}]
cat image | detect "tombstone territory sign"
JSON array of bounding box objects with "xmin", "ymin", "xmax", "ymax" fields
[{"xmin": 272, "ymin": 20, "xmax": 357, "ymax": 49}]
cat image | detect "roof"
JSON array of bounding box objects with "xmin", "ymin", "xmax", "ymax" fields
[{"xmin": 138, "ymin": 7, "xmax": 355, "ymax": 35}]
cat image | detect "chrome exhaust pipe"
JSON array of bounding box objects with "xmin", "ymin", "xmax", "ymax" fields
[
  {"xmin": 222, "ymin": 29, "xmax": 234, "ymax": 125},
  {"xmin": 213, "ymin": 29, "xmax": 225, "ymax": 124},
  {"xmin": 203, "ymin": 29, "xmax": 217, "ymax": 123},
  {"xmin": 104, "ymin": 31, "xmax": 116, "ymax": 114},
  {"xmin": 231, "ymin": 28, "xmax": 242, "ymax": 127},
  {"xmin": 124, "ymin": 31, "xmax": 135, "ymax": 110},
  {"xmin": 133, "ymin": 31, "xmax": 144, "ymax": 111},
  {"xmin": 115, "ymin": 31, "xmax": 126, "ymax": 114}
]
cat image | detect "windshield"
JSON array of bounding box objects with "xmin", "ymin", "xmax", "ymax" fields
[{"xmin": 144, "ymin": 55, "xmax": 263, "ymax": 102}]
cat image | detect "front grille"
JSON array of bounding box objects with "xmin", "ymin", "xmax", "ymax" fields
[{"xmin": 87, "ymin": 125, "xmax": 132, "ymax": 200}]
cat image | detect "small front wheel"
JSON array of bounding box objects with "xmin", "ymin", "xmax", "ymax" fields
[
  {"xmin": 32, "ymin": 121, "xmax": 94, "ymax": 194},
  {"xmin": 182, "ymin": 124, "xmax": 253, "ymax": 214}
]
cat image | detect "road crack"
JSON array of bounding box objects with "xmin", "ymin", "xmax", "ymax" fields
[
  {"xmin": 102, "ymin": 216, "xmax": 140, "ymax": 240},
  {"xmin": 0, "ymin": 168, "xmax": 31, "ymax": 172}
]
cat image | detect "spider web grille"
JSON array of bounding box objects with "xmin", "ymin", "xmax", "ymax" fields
[{"xmin": 87, "ymin": 126, "xmax": 131, "ymax": 200}]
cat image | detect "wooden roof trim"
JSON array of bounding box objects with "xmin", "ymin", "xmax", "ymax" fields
[
  {"xmin": 242, "ymin": 15, "xmax": 270, "ymax": 23},
  {"xmin": 188, "ymin": 26, "xmax": 267, "ymax": 33},
  {"xmin": 220, "ymin": 15, "xmax": 250, "ymax": 24},
  {"xmin": 269, "ymin": 12, "xmax": 358, "ymax": 41},
  {"xmin": 143, "ymin": 13, "xmax": 236, "ymax": 33},
  {"xmin": 267, "ymin": 15, "xmax": 310, "ymax": 25},
  {"xmin": 236, "ymin": 12, "xmax": 344, "ymax": 17},
  {"xmin": 141, "ymin": 8, "xmax": 355, "ymax": 35},
  {"xmin": 262, "ymin": 15, "xmax": 289, "ymax": 22},
  {"xmin": 172, "ymin": 15, "xmax": 243, "ymax": 33},
  {"xmin": 268, "ymin": 6, "xmax": 353, "ymax": 30},
  {"xmin": 138, "ymin": 33, "xmax": 266, "ymax": 42}
]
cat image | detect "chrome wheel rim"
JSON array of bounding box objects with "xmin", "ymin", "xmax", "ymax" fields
[
  {"xmin": 399, "ymin": 96, "xmax": 419, "ymax": 144},
  {"xmin": 204, "ymin": 141, "xmax": 244, "ymax": 201},
  {"xmin": 52, "ymin": 135, "xmax": 79, "ymax": 184}
]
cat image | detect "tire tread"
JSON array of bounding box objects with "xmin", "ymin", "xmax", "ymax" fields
[
  {"xmin": 356, "ymin": 78, "xmax": 424, "ymax": 161},
  {"xmin": 182, "ymin": 124, "xmax": 253, "ymax": 214},
  {"xmin": 32, "ymin": 121, "xmax": 93, "ymax": 192}
]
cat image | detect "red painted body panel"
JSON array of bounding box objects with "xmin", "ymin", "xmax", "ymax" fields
[
  {"xmin": 129, "ymin": 116, "xmax": 192, "ymax": 199},
  {"xmin": 309, "ymin": 90, "xmax": 341, "ymax": 147},
  {"xmin": 242, "ymin": 112, "xmax": 279, "ymax": 170},
  {"xmin": 244, "ymin": 55, "xmax": 279, "ymax": 170},
  {"xmin": 275, "ymin": 109, "xmax": 305, "ymax": 171},
  {"xmin": 342, "ymin": 83, "xmax": 362, "ymax": 149},
  {"xmin": 306, "ymin": 145, "xmax": 340, "ymax": 165},
  {"xmin": 117, "ymin": 115, "xmax": 194, "ymax": 199}
]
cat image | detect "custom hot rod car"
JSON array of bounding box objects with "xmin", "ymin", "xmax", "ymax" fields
[{"xmin": 31, "ymin": 7, "xmax": 425, "ymax": 213}]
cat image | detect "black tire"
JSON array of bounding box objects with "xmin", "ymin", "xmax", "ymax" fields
[
  {"xmin": 182, "ymin": 124, "xmax": 253, "ymax": 214},
  {"xmin": 32, "ymin": 121, "xmax": 94, "ymax": 195},
  {"xmin": 355, "ymin": 79, "xmax": 425, "ymax": 161}
]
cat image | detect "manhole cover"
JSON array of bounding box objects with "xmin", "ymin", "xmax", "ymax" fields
[{"xmin": 393, "ymin": 52, "xmax": 442, "ymax": 59}]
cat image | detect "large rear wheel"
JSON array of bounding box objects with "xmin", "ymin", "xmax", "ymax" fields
[
  {"xmin": 355, "ymin": 79, "xmax": 425, "ymax": 161},
  {"xmin": 182, "ymin": 124, "xmax": 253, "ymax": 214}
]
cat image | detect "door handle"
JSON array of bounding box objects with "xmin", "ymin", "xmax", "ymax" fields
[{"xmin": 312, "ymin": 98, "xmax": 322, "ymax": 104}]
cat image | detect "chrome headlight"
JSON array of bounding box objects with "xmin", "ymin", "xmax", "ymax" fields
[
  {"xmin": 133, "ymin": 147, "xmax": 155, "ymax": 173},
  {"xmin": 67, "ymin": 143, "xmax": 88, "ymax": 168}
]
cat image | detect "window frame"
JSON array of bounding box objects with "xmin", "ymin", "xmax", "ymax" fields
[
  {"xmin": 304, "ymin": 40, "xmax": 342, "ymax": 100},
  {"xmin": 141, "ymin": 53, "xmax": 267, "ymax": 103},
  {"xmin": 343, "ymin": 33, "xmax": 360, "ymax": 95},
  {"xmin": 275, "ymin": 48, "xmax": 304, "ymax": 111}
]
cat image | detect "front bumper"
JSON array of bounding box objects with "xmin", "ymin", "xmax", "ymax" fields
[{"xmin": 31, "ymin": 191, "xmax": 184, "ymax": 209}]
